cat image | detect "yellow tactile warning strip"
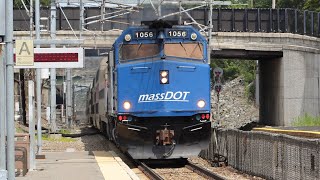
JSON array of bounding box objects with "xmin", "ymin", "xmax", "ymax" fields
[
  {"xmin": 93, "ymin": 151, "xmax": 140, "ymax": 180},
  {"xmin": 253, "ymin": 127, "xmax": 320, "ymax": 138}
]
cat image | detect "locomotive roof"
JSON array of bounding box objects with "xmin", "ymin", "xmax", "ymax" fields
[{"xmin": 113, "ymin": 23, "xmax": 207, "ymax": 47}]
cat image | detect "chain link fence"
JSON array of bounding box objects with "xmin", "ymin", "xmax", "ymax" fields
[{"xmin": 200, "ymin": 129, "xmax": 320, "ymax": 180}]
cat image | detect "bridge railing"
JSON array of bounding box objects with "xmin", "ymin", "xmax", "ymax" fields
[
  {"xmin": 213, "ymin": 8, "xmax": 320, "ymax": 37},
  {"xmin": 13, "ymin": 7, "xmax": 320, "ymax": 38}
]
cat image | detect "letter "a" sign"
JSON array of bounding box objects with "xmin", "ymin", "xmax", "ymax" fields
[{"xmin": 15, "ymin": 39, "xmax": 34, "ymax": 66}]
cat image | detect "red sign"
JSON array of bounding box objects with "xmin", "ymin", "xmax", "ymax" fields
[{"xmin": 14, "ymin": 48, "xmax": 84, "ymax": 68}]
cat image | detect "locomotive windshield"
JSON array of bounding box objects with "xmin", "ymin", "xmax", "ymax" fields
[
  {"xmin": 120, "ymin": 44, "xmax": 160, "ymax": 61},
  {"xmin": 164, "ymin": 42, "xmax": 203, "ymax": 60}
]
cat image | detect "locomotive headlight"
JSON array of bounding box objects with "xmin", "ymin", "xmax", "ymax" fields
[
  {"xmin": 160, "ymin": 71, "xmax": 168, "ymax": 77},
  {"xmin": 191, "ymin": 33, "xmax": 197, "ymax": 40},
  {"xmin": 161, "ymin": 77, "xmax": 168, "ymax": 84},
  {"xmin": 124, "ymin": 34, "xmax": 131, "ymax": 41},
  {"xmin": 160, "ymin": 70, "xmax": 169, "ymax": 84},
  {"xmin": 123, "ymin": 101, "xmax": 131, "ymax": 110},
  {"xmin": 197, "ymin": 100, "xmax": 206, "ymax": 108}
]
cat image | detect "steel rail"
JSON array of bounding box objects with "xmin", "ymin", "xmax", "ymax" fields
[
  {"xmin": 186, "ymin": 162, "xmax": 226, "ymax": 180},
  {"xmin": 137, "ymin": 161, "xmax": 164, "ymax": 180}
]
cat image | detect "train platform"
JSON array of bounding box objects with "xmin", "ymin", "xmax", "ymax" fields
[
  {"xmin": 16, "ymin": 150, "xmax": 140, "ymax": 180},
  {"xmin": 253, "ymin": 126, "xmax": 320, "ymax": 138}
]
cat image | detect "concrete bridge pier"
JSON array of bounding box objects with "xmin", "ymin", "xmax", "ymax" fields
[{"xmin": 260, "ymin": 50, "xmax": 320, "ymax": 126}]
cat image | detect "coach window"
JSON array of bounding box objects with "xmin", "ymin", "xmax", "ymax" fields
[
  {"xmin": 164, "ymin": 42, "xmax": 203, "ymax": 60},
  {"xmin": 119, "ymin": 44, "xmax": 160, "ymax": 61}
]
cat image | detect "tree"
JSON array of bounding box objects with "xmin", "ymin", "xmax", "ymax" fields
[
  {"xmin": 303, "ymin": 0, "xmax": 320, "ymax": 11},
  {"xmin": 14, "ymin": 0, "xmax": 50, "ymax": 8}
]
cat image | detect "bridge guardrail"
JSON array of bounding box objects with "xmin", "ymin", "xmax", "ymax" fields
[{"xmin": 13, "ymin": 7, "xmax": 320, "ymax": 38}]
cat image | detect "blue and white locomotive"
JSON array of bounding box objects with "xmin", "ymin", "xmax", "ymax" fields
[{"xmin": 88, "ymin": 21, "xmax": 211, "ymax": 159}]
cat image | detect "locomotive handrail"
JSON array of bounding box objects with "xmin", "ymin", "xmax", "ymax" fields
[
  {"xmin": 176, "ymin": 66, "xmax": 196, "ymax": 69},
  {"xmin": 131, "ymin": 67, "xmax": 151, "ymax": 70}
]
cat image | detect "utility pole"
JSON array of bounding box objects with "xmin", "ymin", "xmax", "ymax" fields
[
  {"xmin": 5, "ymin": 0, "xmax": 15, "ymax": 179},
  {"xmin": 35, "ymin": 0, "xmax": 43, "ymax": 156},
  {"xmin": 50, "ymin": 0, "xmax": 57, "ymax": 133}
]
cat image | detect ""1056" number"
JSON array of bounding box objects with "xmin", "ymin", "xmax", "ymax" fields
[
  {"xmin": 135, "ymin": 31, "xmax": 154, "ymax": 38},
  {"xmin": 168, "ymin": 30, "xmax": 187, "ymax": 37}
]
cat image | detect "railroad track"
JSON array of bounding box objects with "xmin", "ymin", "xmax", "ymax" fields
[{"xmin": 136, "ymin": 160, "xmax": 226, "ymax": 180}]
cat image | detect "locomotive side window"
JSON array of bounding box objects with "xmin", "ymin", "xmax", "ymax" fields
[
  {"xmin": 164, "ymin": 43, "xmax": 203, "ymax": 60},
  {"xmin": 120, "ymin": 44, "xmax": 159, "ymax": 61}
]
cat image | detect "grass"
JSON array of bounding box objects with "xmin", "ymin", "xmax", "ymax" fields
[
  {"xmin": 41, "ymin": 134, "xmax": 76, "ymax": 142},
  {"xmin": 16, "ymin": 127, "xmax": 26, "ymax": 133},
  {"xmin": 293, "ymin": 113, "xmax": 320, "ymax": 126},
  {"xmin": 58, "ymin": 129, "xmax": 72, "ymax": 134}
]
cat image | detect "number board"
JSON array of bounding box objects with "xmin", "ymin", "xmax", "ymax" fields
[
  {"xmin": 167, "ymin": 30, "xmax": 187, "ymax": 38},
  {"xmin": 134, "ymin": 31, "xmax": 156, "ymax": 39}
]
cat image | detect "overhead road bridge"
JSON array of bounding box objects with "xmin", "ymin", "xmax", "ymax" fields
[{"xmin": 13, "ymin": 8, "xmax": 320, "ymax": 126}]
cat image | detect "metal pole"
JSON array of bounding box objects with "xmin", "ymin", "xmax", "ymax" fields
[
  {"xmin": 207, "ymin": 0, "xmax": 213, "ymax": 64},
  {"xmin": 50, "ymin": 0, "xmax": 57, "ymax": 133},
  {"xmin": 80, "ymin": 0, "xmax": 84, "ymax": 39},
  {"xmin": 5, "ymin": 0, "xmax": 15, "ymax": 178},
  {"xmin": 101, "ymin": 0, "xmax": 105, "ymax": 31},
  {"xmin": 29, "ymin": 0, "xmax": 33, "ymax": 37},
  {"xmin": 272, "ymin": 0, "xmax": 276, "ymax": 9},
  {"xmin": 158, "ymin": 0, "xmax": 162, "ymax": 17},
  {"xmin": 255, "ymin": 61, "xmax": 259, "ymax": 106},
  {"xmin": 66, "ymin": 69, "xmax": 72, "ymax": 128},
  {"xmin": 0, "ymin": 44, "xmax": 6, "ymax": 172},
  {"xmin": 179, "ymin": 1, "xmax": 182, "ymax": 25},
  {"xmin": 28, "ymin": 80, "xmax": 36, "ymax": 170},
  {"xmin": 35, "ymin": 0, "xmax": 43, "ymax": 155}
]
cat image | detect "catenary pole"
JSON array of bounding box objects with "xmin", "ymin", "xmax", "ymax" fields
[
  {"xmin": 50, "ymin": 0, "xmax": 57, "ymax": 133},
  {"xmin": 5, "ymin": 0, "xmax": 15, "ymax": 179},
  {"xmin": 66, "ymin": 69, "xmax": 72, "ymax": 128},
  {"xmin": 29, "ymin": 0, "xmax": 33, "ymax": 37},
  {"xmin": 28, "ymin": 80, "xmax": 36, "ymax": 170},
  {"xmin": 158, "ymin": 0, "xmax": 162, "ymax": 17},
  {"xmin": 35, "ymin": 0, "xmax": 43, "ymax": 155},
  {"xmin": 0, "ymin": 40, "xmax": 6, "ymax": 172},
  {"xmin": 208, "ymin": 0, "xmax": 213, "ymax": 64},
  {"xmin": 80, "ymin": 0, "xmax": 84, "ymax": 39}
]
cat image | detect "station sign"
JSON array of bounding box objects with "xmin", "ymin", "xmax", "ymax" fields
[
  {"xmin": 14, "ymin": 48, "xmax": 84, "ymax": 69},
  {"xmin": 15, "ymin": 39, "xmax": 34, "ymax": 66}
]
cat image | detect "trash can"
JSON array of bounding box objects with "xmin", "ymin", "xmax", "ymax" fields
[{"xmin": 15, "ymin": 133, "xmax": 29, "ymax": 176}]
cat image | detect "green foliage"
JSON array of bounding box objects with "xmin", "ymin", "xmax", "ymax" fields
[
  {"xmin": 293, "ymin": 113, "xmax": 320, "ymax": 126},
  {"xmin": 59, "ymin": 129, "xmax": 71, "ymax": 134},
  {"xmin": 14, "ymin": 0, "xmax": 50, "ymax": 8},
  {"xmin": 303, "ymin": 0, "xmax": 320, "ymax": 12},
  {"xmin": 253, "ymin": 0, "xmax": 272, "ymax": 8},
  {"xmin": 230, "ymin": 0, "xmax": 320, "ymax": 11},
  {"xmin": 277, "ymin": 0, "xmax": 305, "ymax": 9},
  {"xmin": 42, "ymin": 134, "xmax": 76, "ymax": 142}
]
